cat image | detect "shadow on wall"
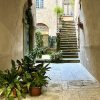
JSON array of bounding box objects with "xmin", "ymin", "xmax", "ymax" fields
[{"xmin": 0, "ymin": 0, "xmax": 28, "ymax": 70}]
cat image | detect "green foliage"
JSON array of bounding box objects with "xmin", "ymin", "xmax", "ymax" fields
[
  {"xmin": 30, "ymin": 47, "xmax": 44, "ymax": 58},
  {"xmin": 30, "ymin": 63, "xmax": 50, "ymax": 87},
  {"xmin": 54, "ymin": 6, "xmax": 64, "ymax": 17},
  {"xmin": 29, "ymin": 47, "xmax": 49, "ymax": 58},
  {"xmin": 0, "ymin": 47, "xmax": 51, "ymax": 99},
  {"xmin": 35, "ymin": 31, "xmax": 43, "ymax": 48},
  {"xmin": 51, "ymin": 51, "xmax": 62, "ymax": 61},
  {"xmin": 0, "ymin": 60, "xmax": 23, "ymax": 99}
]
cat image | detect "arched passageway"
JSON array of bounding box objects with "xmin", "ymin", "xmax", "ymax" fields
[{"xmin": 36, "ymin": 23, "xmax": 49, "ymax": 34}]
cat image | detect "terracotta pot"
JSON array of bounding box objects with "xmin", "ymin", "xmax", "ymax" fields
[
  {"xmin": 30, "ymin": 87, "xmax": 41, "ymax": 96},
  {"xmin": 12, "ymin": 88, "xmax": 17, "ymax": 98}
]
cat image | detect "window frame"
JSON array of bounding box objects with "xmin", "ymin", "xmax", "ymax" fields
[{"xmin": 36, "ymin": 0, "xmax": 44, "ymax": 8}]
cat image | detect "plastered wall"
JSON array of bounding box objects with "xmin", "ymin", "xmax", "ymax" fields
[
  {"xmin": 80, "ymin": 0, "xmax": 100, "ymax": 81},
  {"xmin": 0, "ymin": 0, "xmax": 26, "ymax": 70}
]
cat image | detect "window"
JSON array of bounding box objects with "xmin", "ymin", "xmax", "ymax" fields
[{"xmin": 36, "ymin": 0, "xmax": 44, "ymax": 8}]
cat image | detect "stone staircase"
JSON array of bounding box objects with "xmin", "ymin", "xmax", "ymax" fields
[{"xmin": 58, "ymin": 17, "xmax": 80, "ymax": 63}]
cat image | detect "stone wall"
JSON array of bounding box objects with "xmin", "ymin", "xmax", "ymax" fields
[
  {"xmin": 36, "ymin": 0, "xmax": 63, "ymax": 36},
  {"xmin": 0, "ymin": 0, "xmax": 27, "ymax": 70}
]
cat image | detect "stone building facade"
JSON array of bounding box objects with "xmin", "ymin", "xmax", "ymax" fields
[
  {"xmin": 36, "ymin": 0, "xmax": 74, "ymax": 37},
  {"xmin": 36, "ymin": 0, "xmax": 63, "ymax": 36}
]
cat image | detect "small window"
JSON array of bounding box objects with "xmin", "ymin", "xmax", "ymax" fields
[{"xmin": 36, "ymin": 0, "xmax": 44, "ymax": 8}]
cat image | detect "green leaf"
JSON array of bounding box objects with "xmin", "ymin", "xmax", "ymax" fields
[
  {"xmin": 26, "ymin": 82, "xmax": 31, "ymax": 91},
  {"xmin": 8, "ymin": 96, "xmax": 14, "ymax": 100},
  {"xmin": 5, "ymin": 86, "xmax": 12, "ymax": 98},
  {"xmin": 16, "ymin": 88, "xmax": 21, "ymax": 100},
  {"xmin": 0, "ymin": 88, "xmax": 4, "ymax": 95},
  {"xmin": 16, "ymin": 83, "xmax": 21, "ymax": 91}
]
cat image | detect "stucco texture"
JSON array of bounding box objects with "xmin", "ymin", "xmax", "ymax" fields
[
  {"xmin": 0, "ymin": 0, "xmax": 26, "ymax": 70},
  {"xmin": 80, "ymin": 0, "xmax": 100, "ymax": 81}
]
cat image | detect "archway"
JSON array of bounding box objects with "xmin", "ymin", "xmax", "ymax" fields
[
  {"xmin": 36, "ymin": 23, "xmax": 49, "ymax": 47},
  {"xmin": 36, "ymin": 23, "xmax": 49, "ymax": 34}
]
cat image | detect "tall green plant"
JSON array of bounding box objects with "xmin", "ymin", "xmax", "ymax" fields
[{"xmin": 35, "ymin": 31, "xmax": 43, "ymax": 48}]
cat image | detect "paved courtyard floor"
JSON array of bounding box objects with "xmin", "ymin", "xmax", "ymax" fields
[
  {"xmin": 2, "ymin": 63, "xmax": 100, "ymax": 100},
  {"xmin": 23, "ymin": 63, "xmax": 100, "ymax": 100}
]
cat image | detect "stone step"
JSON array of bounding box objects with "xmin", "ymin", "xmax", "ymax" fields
[
  {"xmin": 61, "ymin": 27, "xmax": 76, "ymax": 30},
  {"xmin": 62, "ymin": 25, "xmax": 75, "ymax": 28},
  {"xmin": 36, "ymin": 58, "xmax": 80, "ymax": 63},
  {"xmin": 60, "ymin": 33, "xmax": 76, "ymax": 35},
  {"xmin": 60, "ymin": 34, "xmax": 76, "ymax": 36},
  {"xmin": 61, "ymin": 29, "xmax": 76, "ymax": 32},
  {"xmin": 62, "ymin": 21, "xmax": 75, "ymax": 23},
  {"xmin": 60, "ymin": 45, "xmax": 78, "ymax": 47},
  {"xmin": 62, "ymin": 26, "xmax": 75, "ymax": 28},
  {"xmin": 60, "ymin": 47, "xmax": 78, "ymax": 49},
  {"xmin": 61, "ymin": 49, "xmax": 80, "ymax": 52},
  {"xmin": 60, "ymin": 37, "xmax": 77, "ymax": 40},
  {"xmin": 61, "ymin": 58, "xmax": 80, "ymax": 63},
  {"xmin": 60, "ymin": 35, "xmax": 76, "ymax": 38},
  {"xmin": 61, "ymin": 33, "xmax": 76, "ymax": 35},
  {"xmin": 60, "ymin": 41, "xmax": 77, "ymax": 44},
  {"xmin": 60, "ymin": 40, "xmax": 77, "ymax": 42},
  {"xmin": 60, "ymin": 36, "xmax": 76, "ymax": 38},
  {"xmin": 61, "ymin": 32, "xmax": 76, "ymax": 34},
  {"xmin": 60, "ymin": 42, "xmax": 77, "ymax": 45},
  {"xmin": 61, "ymin": 30, "xmax": 76, "ymax": 32},
  {"xmin": 60, "ymin": 40, "xmax": 77, "ymax": 43},
  {"xmin": 62, "ymin": 23, "xmax": 75, "ymax": 26},
  {"xmin": 62, "ymin": 52, "xmax": 78, "ymax": 55},
  {"xmin": 62, "ymin": 55, "xmax": 78, "ymax": 58},
  {"xmin": 60, "ymin": 39, "xmax": 77, "ymax": 41},
  {"xmin": 60, "ymin": 30, "xmax": 76, "ymax": 32}
]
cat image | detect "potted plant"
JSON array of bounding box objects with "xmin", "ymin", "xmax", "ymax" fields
[
  {"xmin": 29, "ymin": 63, "xmax": 50, "ymax": 96},
  {"xmin": 16, "ymin": 55, "xmax": 35, "ymax": 93},
  {"xmin": 0, "ymin": 60, "xmax": 23, "ymax": 100},
  {"xmin": 16, "ymin": 55, "xmax": 51, "ymax": 96}
]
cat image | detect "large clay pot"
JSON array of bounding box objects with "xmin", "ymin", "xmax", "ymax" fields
[{"xmin": 30, "ymin": 87, "xmax": 41, "ymax": 96}]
